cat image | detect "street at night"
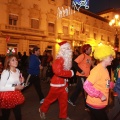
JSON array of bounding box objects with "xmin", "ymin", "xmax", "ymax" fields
[{"xmin": 1, "ymin": 80, "xmax": 119, "ymax": 120}]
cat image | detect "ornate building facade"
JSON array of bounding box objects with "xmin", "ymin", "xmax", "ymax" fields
[{"xmin": 0, "ymin": 0, "xmax": 116, "ymax": 58}]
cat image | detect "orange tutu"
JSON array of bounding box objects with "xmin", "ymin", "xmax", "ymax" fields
[{"xmin": 0, "ymin": 91, "xmax": 25, "ymax": 109}]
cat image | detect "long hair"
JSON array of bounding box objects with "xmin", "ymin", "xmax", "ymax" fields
[
  {"xmin": 4, "ymin": 54, "xmax": 17, "ymax": 70},
  {"xmin": 82, "ymin": 44, "xmax": 91, "ymax": 53}
]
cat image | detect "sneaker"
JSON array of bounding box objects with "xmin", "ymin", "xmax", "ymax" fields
[
  {"xmin": 39, "ymin": 108, "xmax": 46, "ymax": 119},
  {"xmin": 66, "ymin": 117, "xmax": 72, "ymax": 120},
  {"xmin": 40, "ymin": 99, "xmax": 44, "ymax": 104},
  {"xmin": 62, "ymin": 117, "xmax": 72, "ymax": 120},
  {"xmin": 68, "ymin": 99, "xmax": 76, "ymax": 106},
  {"xmin": 85, "ymin": 107, "xmax": 90, "ymax": 112}
]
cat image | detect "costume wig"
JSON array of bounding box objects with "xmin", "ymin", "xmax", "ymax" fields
[{"xmin": 94, "ymin": 44, "xmax": 115, "ymax": 61}]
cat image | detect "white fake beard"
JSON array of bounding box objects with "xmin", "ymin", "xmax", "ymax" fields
[{"xmin": 57, "ymin": 49, "xmax": 72, "ymax": 70}]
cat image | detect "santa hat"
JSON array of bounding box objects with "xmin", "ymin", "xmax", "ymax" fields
[{"xmin": 58, "ymin": 41, "xmax": 70, "ymax": 49}]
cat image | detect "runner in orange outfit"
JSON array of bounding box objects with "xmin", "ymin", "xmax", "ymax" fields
[
  {"xmin": 68, "ymin": 44, "xmax": 92, "ymax": 108},
  {"xmin": 83, "ymin": 44, "xmax": 115, "ymax": 120}
]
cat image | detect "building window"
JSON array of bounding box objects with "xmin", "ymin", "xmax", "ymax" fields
[
  {"xmin": 94, "ymin": 33, "xmax": 96, "ymax": 40},
  {"xmin": 48, "ymin": 23, "xmax": 55, "ymax": 33},
  {"xmin": 31, "ymin": 19, "xmax": 39, "ymax": 29},
  {"xmin": 63, "ymin": 26, "xmax": 68, "ymax": 35},
  {"xmin": 64, "ymin": 0, "xmax": 69, "ymax": 6},
  {"xmin": 75, "ymin": 30, "xmax": 79, "ymax": 35},
  {"xmin": 9, "ymin": 14, "xmax": 18, "ymax": 26},
  {"xmin": 108, "ymin": 36, "xmax": 110, "ymax": 42},
  {"xmin": 101, "ymin": 35, "xmax": 104, "ymax": 40}
]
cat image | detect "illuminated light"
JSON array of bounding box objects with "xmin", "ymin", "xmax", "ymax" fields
[
  {"xmin": 72, "ymin": 0, "xmax": 89, "ymax": 10},
  {"xmin": 98, "ymin": 42, "xmax": 103, "ymax": 46},
  {"xmin": 109, "ymin": 22, "xmax": 112, "ymax": 26},
  {"xmin": 115, "ymin": 14, "xmax": 119, "ymax": 19},
  {"xmin": 109, "ymin": 14, "xmax": 120, "ymax": 50},
  {"xmin": 111, "ymin": 19, "xmax": 115, "ymax": 24},
  {"xmin": 118, "ymin": 22, "xmax": 120, "ymax": 26},
  {"xmin": 109, "ymin": 15, "xmax": 120, "ymax": 26},
  {"xmin": 57, "ymin": 6, "xmax": 75, "ymax": 19},
  {"xmin": 56, "ymin": 38, "xmax": 61, "ymax": 43},
  {"xmin": 72, "ymin": 41, "xmax": 75, "ymax": 46}
]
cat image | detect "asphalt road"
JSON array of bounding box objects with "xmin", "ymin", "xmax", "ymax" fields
[{"xmin": 1, "ymin": 80, "xmax": 120, "ymax": 120}]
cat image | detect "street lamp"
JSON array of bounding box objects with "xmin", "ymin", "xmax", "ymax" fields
[{"xmin": 109, "ymin": 14, "xmax": 120, "ymax": 51}]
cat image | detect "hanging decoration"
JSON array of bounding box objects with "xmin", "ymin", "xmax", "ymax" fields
[
  {"xmin": 57, "ymin": 6, "xmax": 75, "ymax": 19},
  {"xmin": 7, "ymin": 48, "xmax": 16, "ymax": 55},
  {"xmin": 72, "ymin": 0, "xmax": 89, "ymax": 11}
]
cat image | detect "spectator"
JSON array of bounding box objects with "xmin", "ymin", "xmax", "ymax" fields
[
  {"xmin": 69, "ymin": 49, "xmax": 80, "ymax": 86},
  {"xmin": 46, "ymin": 50, "xmax": 53, "ymax": 82},
  {"xmin": 111, "ymin": 52, "xmax": 120, "ymax": 71},
  {"xmin": 21, "ymin": 52, "xmax": 28, "ymax": 69},
  {"xmin": 41, "ymin": 50, "xmax": 48, "ymax": 81},
  {"xmin": 27, "ymin": 46, "xmax": 44, "ymax": 104}
]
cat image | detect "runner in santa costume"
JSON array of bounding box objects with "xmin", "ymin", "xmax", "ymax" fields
[{"xmin": 39, "ymin": 41, "xmax": 74, "ymax": 120}]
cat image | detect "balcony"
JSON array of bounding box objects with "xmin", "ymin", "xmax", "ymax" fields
[{"xmin": 0, "ymin": 24, "xmax": 47, "ymax": 37}]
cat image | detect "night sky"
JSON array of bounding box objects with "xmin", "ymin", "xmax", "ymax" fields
[{"xmin": 89, "ymin": 0, "xmax": 120, "ymax": 13}]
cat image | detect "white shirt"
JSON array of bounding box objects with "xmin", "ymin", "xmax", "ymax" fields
[{"xmin": 0, "ymin": 69, "xmax": 21, "ymax": 91}]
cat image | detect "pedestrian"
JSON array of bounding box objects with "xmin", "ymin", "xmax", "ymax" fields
[
  {"xmin": 83, "ymin": 44, "xmax": 115, "ymax": 120},
  {"xmin": 39, "ymin": 41, "xmax": 74, "ymax": 120},
  {"xmin": 68, "ymin": 44, "xmax": 92, "ymax": 109},
  {"xmin": 0, "ymin": 54, "xmax": 25, "ymax": 120},
  {"xmin": 41, "ymin": 50, "xmax": 48, "ymax": 81},
  {"xmin": 111, "ymin": 52, "xmax": 120, "ymax": 72},
  {"xmin": 107, "ymin": 64, "xmax": 120, "ymax": 120},
  {"xmin": 27, "ymin": 46, "xmax": 44, "ymax": 104},
  {"xmin": 46, "ymin": 50, "xmax": 53, "ymax": 82},
  {"xmin": 69, "ymin": 49, "xmax": 80, "ymax": 86}
]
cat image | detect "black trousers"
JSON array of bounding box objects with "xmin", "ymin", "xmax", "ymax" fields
[
  {"xmin": 1, "ymin": 105, "xmax": 21, "ymax": 120},
  {"xmin": 88, "ymin": 106, "xmax": 109, "ymax": 120},
  {"xmin": 28, "ymin": 75, "xmax": 44, "ymax": 101},
  {"xmin": 69, "ymin": 76, "xmax": 87, "ymax": 106}
]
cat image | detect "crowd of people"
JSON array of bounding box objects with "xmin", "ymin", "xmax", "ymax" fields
[{"xmin": 0, "ymin": 42, "xmax": 120, "ymax": 120}]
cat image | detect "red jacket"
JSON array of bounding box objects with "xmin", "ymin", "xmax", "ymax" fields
[{"xmin": 50, "ymin": 57, "xmax": 72, "ymax": 86}]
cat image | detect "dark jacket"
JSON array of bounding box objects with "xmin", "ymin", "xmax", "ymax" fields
[{"xmin": 28, "ymin": 54, "xmax": 40, "ymax": 75}]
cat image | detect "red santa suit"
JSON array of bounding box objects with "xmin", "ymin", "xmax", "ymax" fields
[{"xmin": 39, "ymin": 41, "xmax": 73, "ymax": 119}]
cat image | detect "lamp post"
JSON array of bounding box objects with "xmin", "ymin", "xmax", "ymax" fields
[{"xmin": 109, "ymin": 14, "xmax": 120, "ymax": 51}]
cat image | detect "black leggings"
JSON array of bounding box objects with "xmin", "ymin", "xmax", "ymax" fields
[
  {"xmin": 70, "ymin": 76, "xmax": 87, "ymax": 107},
  {"xmin": 1, "ymin": 105, "xmax": 22, "ymax": 120},
  {"xmin": 29, "ymin": 75, "xmax": 44, "ymax": 101},
  {"xmin": 88, "ymin": 106, "xmax": 109, "ymax": 120}
]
